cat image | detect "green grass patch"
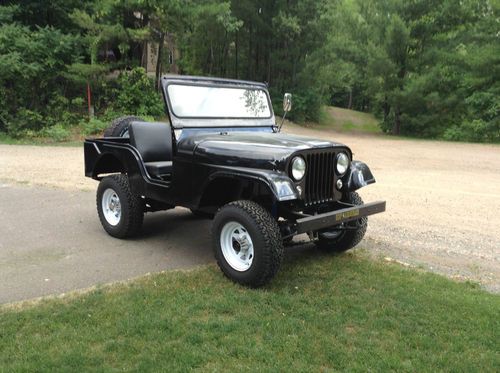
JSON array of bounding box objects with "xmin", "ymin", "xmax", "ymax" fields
[
  {"xmin": 0, "ymin": 132, "xmax": 81, "ymax": 147},
  {"xmin": 1, "ymin": 253, "xmax": 498, "ymax": 371},
  {"xmin": 317, "ymin": 106, "xmax": 382, "ymax": 134}
]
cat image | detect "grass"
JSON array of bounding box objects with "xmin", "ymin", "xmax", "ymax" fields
[
  {"xmin": 0, "ymin": 132, "xmax": 81, "ymax": 147},
  {"xmin": 317, "ymin": 106, "xmax": 382, "ymax": 134},
  {"xmin": 1, "ymin": 252, "xmax": 498, "ymax": 372}
]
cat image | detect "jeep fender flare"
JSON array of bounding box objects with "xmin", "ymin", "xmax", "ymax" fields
[
  {"xmin": 197, "ymin": 166, "xmax": 299, "ymax": 206},
  {"xmin": 346, "ymin": 160, "xmax": 376, "ymax": 191}
]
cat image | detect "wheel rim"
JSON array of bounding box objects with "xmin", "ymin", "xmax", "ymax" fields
[
  {"xmin": 102, "ymin": 188, "xmax": 121, "ymax": 226},
  {"xmin": 220, "ymin": 221, "xmax": 254, "ymax": 272}
]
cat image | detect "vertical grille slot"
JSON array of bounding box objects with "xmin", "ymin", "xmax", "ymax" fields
[{"xmin": 304, "ymin": 150, "xmax": 336, "ymax": 206}]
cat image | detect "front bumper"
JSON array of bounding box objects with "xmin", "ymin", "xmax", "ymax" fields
[{"xmin": 295, "ymin": 200, "xmax": 386, "ymax": 234}]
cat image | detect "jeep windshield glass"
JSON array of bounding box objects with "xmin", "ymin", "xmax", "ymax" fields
[{"xmin": 167, "ymin": 84, "xmax": 272, "ymax": 119}]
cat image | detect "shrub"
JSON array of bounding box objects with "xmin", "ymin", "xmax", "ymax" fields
[
  {"xmin": 41, "ymin": 124, "xmax": 71, "ymax": 142},
  {"xmin": 289, "ymin": 89, "xmax": 323, "ymax": 123},
  {"xmin": 271, "ymin": 87, "xmax": 323, "ymax": 124},
  {"xmin": 82, "ymin": 118, "xmax": 108, "ymax": 136},
  {"xmin": 5, "ymin": 109, "xmax": 44, "ymax": 138},
  {"xmin": 112, "ymin": 67, "xmax": 164, "ymax": 117},
  {"xmin": 443, "ymin": 119, "xmax": 500, "ymax": 143}
]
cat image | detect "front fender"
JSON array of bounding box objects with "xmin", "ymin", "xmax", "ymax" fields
[
  {"xmin": 205, "ymin": 165, "xmax": 299, "ymax": 202},
  {"xmin": 346, "ymin": 160, "xmax": 376, "ymax": 191}
]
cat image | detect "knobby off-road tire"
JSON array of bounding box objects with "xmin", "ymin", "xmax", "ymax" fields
[
  {"xmin": 212, "ymin": 200, "xmax": 284, "ymax": 287},
  {"xmin": 96, "ymin": 174, "xmax": 144, "ymax": 238},
  {"xmin": 104, "ymin": 115, "xmax": 143, "ymax": 137},
  {"xmin": 315, "ymin": 191, "xmax": 368, "ymax": 253}
]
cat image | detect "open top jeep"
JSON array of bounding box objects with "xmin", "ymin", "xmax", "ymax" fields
[{"xmin": 84, "ymin": 75, "xmax": 385, "ymax": 286}]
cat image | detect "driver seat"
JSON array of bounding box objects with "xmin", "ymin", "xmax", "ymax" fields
[{"xmin": 129, "ymin": 121, "xmax": 173, "ymax": 179}]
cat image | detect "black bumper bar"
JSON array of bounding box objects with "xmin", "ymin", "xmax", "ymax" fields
[{"xmin": 295, "ymin": 201, "xmax": 386, "ymax": 234}]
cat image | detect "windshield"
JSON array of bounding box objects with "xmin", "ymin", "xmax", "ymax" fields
[{"xmin": 167, "ymin": 84, "xmax": 272, "ymax": 119}]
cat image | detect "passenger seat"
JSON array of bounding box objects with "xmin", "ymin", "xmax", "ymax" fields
[{"xmin": 128, "ymin": 121, "xmax": 173, "ymax": 180}]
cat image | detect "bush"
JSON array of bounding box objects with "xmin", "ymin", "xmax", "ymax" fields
[
  {"xmin": 81, "ymin": 118, "xmax": 108, "ymax": 136},
  {"xmin": 41, "ymin": 124, "xmax": 71, "ymax": 142},
  {"xmin": 5, "ymin": 109, "xmax": 44, "ymax": 138},
  {"xmin": 272, "ymin": 88, "xmax": 323, "ymax": 123},
  {"xmin": 443, "ymin": 119, "xmax": 500, "ymax": 143},
  {"xmin": 290, "ymin": 89, "xmax": 323, "ymax": 123},
  {"xmin": 111, "ymin": 67, "xmax": 164, "ymax": 117}
]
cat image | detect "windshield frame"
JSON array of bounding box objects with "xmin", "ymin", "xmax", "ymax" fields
[
  {"xmin": 161, "ymin": 75, "xmax": 276, "ymax": 129},
  {"xmin": 166, "ymin": 82, "xmax": 273, "ymax": 120}
]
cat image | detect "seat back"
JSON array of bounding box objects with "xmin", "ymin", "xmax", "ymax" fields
[{"xmin": 129, "ymin": 121, "xmax": 172, "ymax": 162}]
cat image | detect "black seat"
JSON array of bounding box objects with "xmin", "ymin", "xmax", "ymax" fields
[{"xmin": 129, "ymin": 121, "xmax": 173, "ymax": 179}]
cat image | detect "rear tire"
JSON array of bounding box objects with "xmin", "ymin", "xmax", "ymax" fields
[
  {"xmin": 104, "ymin": 116, "xmax": 142, "ymax": 137},
  {"xmin": 315, "ymin": 191, "xmax": 368, "ymax": 252},
  {"xmin": 212, "ymin": 200, "xmax": 284, "ymax": 287},
  {"xmin": 96, "ymin": 174, "xmax": 144, "ymax": 238}
]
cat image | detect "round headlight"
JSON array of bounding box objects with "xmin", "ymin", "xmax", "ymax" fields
[
  {"xmin": 291, "ymin": 156, "xmax": 306, "ymax": 181},
  {"xmin": 336, "ymin": 152, "xmax": 349, "ymax": 175}
]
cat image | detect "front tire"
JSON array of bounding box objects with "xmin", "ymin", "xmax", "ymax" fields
[
  {"xmin": 315, "ymin": 191, "xmax": 368, "ymax": 252},
  {"xmin": 212, "ymin": 200, "xmax": 284, "ymax": 287},
  {"xmin": 96, "ymin": 174, "xmax": 144, "ymax": 238}
]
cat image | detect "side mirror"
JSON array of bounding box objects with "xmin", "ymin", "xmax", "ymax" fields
[{"xmin": 283, "ymin": 93, "xmax": 292, "ymax": 112}]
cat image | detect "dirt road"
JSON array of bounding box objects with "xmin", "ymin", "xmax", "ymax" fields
[{"xmin": 1, "ymin": 125, "xmax": 499, "ymax": 302}]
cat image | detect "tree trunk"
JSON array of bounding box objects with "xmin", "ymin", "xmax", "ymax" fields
[
  {"xmin": 209, "ymin": 42, "xmax": 214, "ymax": 75},
  {"xmin": 383, "ymin": 96, "xmax": 390, "ymax": 123},
  {"xmin": 266, "ymin": 49, "xmax": 271, "ymax": 84},
  {"xmin": 235, "ymin": 30, "xmax": 239, "ymax": 79},
  {"xmin": 393, "ymin": 106, "xmax": 401, "ymax": 135},
  {"xmin": 254, "ymin": 41, "xmax": 259, "ymax": 81},
  {"xmin": 222, "ymin": 31, "xmax": 228, "ymax": 77},
  {"xmin": 155, "ymin": 33, "xmax": 165, "ymax": 91},
  {"xmin": 347, "ymin": 89, "xmax": 353, "ymax": 109},
  {"xmin": 247, "ymin": 23, "xmax": 253, "ymax": 78}
]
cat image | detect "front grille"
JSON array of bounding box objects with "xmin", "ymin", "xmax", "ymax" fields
[{"xmin": 304, "ymin": 151, "xmax": 337, "ymax": 206}]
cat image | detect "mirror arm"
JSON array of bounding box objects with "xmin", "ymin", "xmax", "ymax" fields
[{"xmin": 278, "ymin": 110, "xmax": 288, "ymax": 132}]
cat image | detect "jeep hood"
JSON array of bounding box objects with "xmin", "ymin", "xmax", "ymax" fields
[{"xmin": 177, "ymin": 131, "xmax": 348, "ymax": 170}]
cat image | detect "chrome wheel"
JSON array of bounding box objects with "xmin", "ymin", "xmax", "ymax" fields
[
  {"xmin": 102, "ymin": 188, "xmax": 121, "ymax": 226},
  {"xmin": 220, "ymin": 221, "xmax": 254, "ymax": 272}
]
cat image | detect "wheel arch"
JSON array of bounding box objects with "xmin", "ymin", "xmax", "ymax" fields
[
  {"xmin": 93, "ymin": 153, "xmax": 127, "ymax": 178},
  {"xmin": 197, "ymin": 173, "xmax": 281, "ymax": 212}
]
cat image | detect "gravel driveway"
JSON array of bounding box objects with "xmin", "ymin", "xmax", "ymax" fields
[{"xmin": 1, "ymin": 124, "xmax": 499, "ymax": 301}]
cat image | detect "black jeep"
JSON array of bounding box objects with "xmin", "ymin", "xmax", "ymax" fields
[{"xmin": 84, "ymin": 75, "xmax": 385, "ymax": 286}]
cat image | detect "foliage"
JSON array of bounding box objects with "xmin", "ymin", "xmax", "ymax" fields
[
  {"xmin": 289, "ymin": 88, "xmax": 323, "ymax": 123},
  {"xmin": 0, "ymin": 0, "xmax": 498, "ymax": 142},
  {"xmin": 304, "ymin": 0, "xmax": 499, "ymax": 141},
  {"xmin": 81, "ymin": 118, "xmax": 109, "ymax": 136},
  {"xmin": 1, "ymin": 254, "xmax": 498, "ymax": 371},
  {"xmin": 0, "ymin": 21, "xmax": 81, "ymax": 134},
  {"xmin": 110, "ymin": 67, "xmax": 164, "ymax": 117},
  {"xmin": 41, "ymin": 124, "xmax": 71, "ymax": 142}
]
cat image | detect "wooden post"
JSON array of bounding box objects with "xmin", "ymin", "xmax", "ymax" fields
[{"xmin": 87, "ymin": 81, "xmax": 93, "ymax": 118}]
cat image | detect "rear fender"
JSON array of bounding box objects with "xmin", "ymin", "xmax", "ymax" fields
[{"xmin": 84, "ymin": 140, "xmax": 148, "ymax": 195}]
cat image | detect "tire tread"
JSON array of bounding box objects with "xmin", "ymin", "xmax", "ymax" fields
[
  {"xmin": 316, "ymin": 192, "xmax": 368, "ymax": 252},
  {"xmin": 213, "ymin": 200, "xmax": 283, "ymax": 287},
  {"xmin": 96, "ymin": 174, "xmax": 144, "ymax": 238},
  {"xmin": 104, "ymin": 116, "xmax": 142, "ymax": 137}
]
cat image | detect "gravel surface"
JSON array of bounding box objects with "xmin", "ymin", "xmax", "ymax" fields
[{"xmin": 1, "ymin": 126, "xmax": 499, "ymax": 292}]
